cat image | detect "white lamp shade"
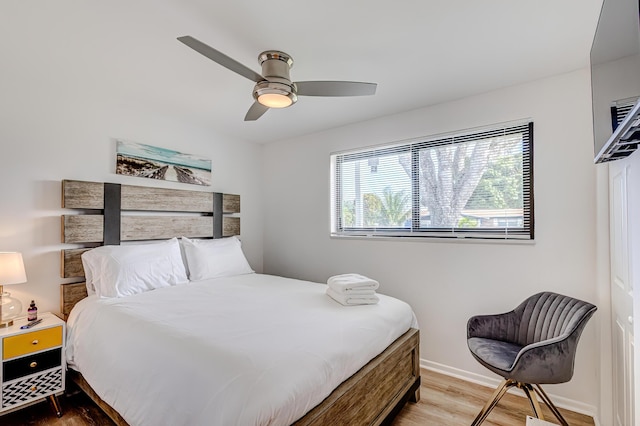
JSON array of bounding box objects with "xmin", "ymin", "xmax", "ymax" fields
[{"xmin": 0, "ymin": 252, "xmax": 27, "ymax": 285}]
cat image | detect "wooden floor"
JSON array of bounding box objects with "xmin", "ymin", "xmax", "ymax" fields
[
  {"xmin": 1, "ymin": 369, "xmax": 595, "ymax": 426},
  {"xmin": 392, "ymin": 369, "xmax": 595, "ymax": 426}
]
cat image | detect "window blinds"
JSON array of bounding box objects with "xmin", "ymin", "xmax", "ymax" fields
[{"xmin": 332, "ymin": 121, "xmax": 534, "ymax": 240}]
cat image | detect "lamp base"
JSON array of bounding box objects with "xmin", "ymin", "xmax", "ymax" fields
[{"xmin": 0, "ymin": 290, "xmax": 22, "ymax": 328}]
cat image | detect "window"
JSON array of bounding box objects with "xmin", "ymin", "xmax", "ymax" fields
[
  {"xmin": 331, "ymin": 121, "xmax": 534, "ymax": 240},
  {"xmin": 611, "ymin": 96, "xmax": 638, "ymax": 131}
]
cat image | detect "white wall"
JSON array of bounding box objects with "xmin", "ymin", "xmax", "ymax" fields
[
  {"xmin": 262, "ymin": 69, "xmax": 603, "ymax": 413},
  {"xmin": 0, "ymin": 6, "xmax": 265, "ymax": 318}
]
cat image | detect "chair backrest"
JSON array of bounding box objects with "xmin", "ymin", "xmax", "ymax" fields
[{"xmin": 513, "ymin": 292, "xmax": 597, "ymax": 347}]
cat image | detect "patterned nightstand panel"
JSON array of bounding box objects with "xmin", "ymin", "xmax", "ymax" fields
[{"xmin": 2, "ymin": 368, "xmax": 63, "ymax": 409}]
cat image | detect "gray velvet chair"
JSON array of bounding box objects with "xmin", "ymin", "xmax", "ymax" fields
[{"xmin": 467, "ymin": 291, "xmax": 597, "ymax": 426}]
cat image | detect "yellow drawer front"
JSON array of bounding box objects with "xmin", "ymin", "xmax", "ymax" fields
[{"xmin": 3, "ymin": 326, "xmax": 63, "ymax": 359}]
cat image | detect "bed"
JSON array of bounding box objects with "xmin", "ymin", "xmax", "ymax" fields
[{"xmin": 59, "ymin": 179, "xmax": 421, "ymax": 426}]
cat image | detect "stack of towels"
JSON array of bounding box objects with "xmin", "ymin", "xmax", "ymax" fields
[{"xmin": 326, "ymin": 273, "xmax": 380, "ymax": 306}]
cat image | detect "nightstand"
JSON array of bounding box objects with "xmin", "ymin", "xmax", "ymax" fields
[{"xmin": 0, "ymin": 312, "xmax": 65, "ymax": 417}]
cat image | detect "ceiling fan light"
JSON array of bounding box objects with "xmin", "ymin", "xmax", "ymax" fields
[
  {"xmin": 253, "ymin": 81, "xmax": 297, "ymax": 109},
  {"xmin": 258, "ymin": 93, "xmax": 293, "ymax": 108}
]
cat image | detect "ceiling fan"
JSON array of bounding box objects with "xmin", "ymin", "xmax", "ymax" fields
[{"xmin": 177, "ymin": 36, "xmax": 377, "ymax": 121}]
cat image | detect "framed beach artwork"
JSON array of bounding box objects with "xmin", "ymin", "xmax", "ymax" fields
[{"xmin": 116, "ymin": 140, "xmax": 212, "ymax": 186}]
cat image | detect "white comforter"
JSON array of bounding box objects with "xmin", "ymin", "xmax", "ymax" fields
[{"xmin": 66, "ymin": 273, "xmax": 418, "ymax": 426}]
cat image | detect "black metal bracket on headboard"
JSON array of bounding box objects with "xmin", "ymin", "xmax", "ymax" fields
[
  {"xmin": 212, "ymin": 192, "xmax": 223, "ymax": 239},
  {"xmin": 103, "ymin": 183, "xmax": 122, "ymax": 245}
]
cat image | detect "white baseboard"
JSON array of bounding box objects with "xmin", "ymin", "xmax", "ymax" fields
[{"xmin": 421, "ymin": 359, "xmax": 600, "ymax": 425}]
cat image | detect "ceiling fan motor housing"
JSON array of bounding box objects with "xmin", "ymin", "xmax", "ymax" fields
[
  {"xmin": 253, "ymin": 50, "xmax": 297, "ymax": 107},
  {"xmin": 259, "ymin": 51, "xmax": 293, "ymax": 80}
]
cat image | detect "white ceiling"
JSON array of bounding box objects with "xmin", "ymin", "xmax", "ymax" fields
[{"xmin": 2, "ymin": 1, "xmax": 604, "ymax": 144}]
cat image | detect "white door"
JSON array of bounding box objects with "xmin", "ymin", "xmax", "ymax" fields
[{"xmin": 609, "ymin": 160, "xmax": 635, "ymax": 426}]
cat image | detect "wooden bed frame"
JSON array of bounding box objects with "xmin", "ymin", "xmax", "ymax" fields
[{"xmin": 59, "ymin": 179, "xmax": 421, "ymax": 425}]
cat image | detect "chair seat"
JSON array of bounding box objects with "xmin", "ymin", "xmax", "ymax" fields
[{"xmin": 468, "ymin": 337, "xmax": 523, "ymax": 374}]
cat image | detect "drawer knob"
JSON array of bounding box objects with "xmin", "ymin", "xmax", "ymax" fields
[
  {"xmin": 30, "ymin": 361, "xmax": 38, "ymax": 368},
  {"xmin": 31, "ymin": 339, "xmax": 39, "ymax": 345},
  {"xmin": 30, "ymin": 385, "xmax": 38, "ymax": 392}
]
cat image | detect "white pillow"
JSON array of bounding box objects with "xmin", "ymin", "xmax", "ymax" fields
[
  {"xmin": 81, "ymin": 238, "xmax": 188, "ymax": 298},
  {"xmin": 83, "ymin": 254, "xmax": 97, "ymax": 296},
  {"xmin": 181, "ymin": 236, "xmax": 254, "ymax": 281}
]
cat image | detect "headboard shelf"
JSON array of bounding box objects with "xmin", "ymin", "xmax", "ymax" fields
[
  {"xmin": 61, "ymin": 248, "xmax": 92, "ymax": 279},
  {"xmin": 62, "ymin": 179, "xmax": 240, "ymax": 213},
  {"xmin": 61, "ymin": 215, "xmax": 231, "ymax": 243},
  {"xmin": 61, "ymin": 282, "xmax": 88, "ymax": 319},
  {"xmin": 62, "ymin": 215, "xmax": 104, "ymax": 243}
]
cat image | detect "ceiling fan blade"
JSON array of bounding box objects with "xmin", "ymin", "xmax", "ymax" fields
[
  {"xmin": 295, "ymin": 81, "xmax": 377, "ymax": 97},
  {"xmin": 244, "ymin": 102, "xmax": 269, "ymax": 121},
  {"xmin": 177, "ymin": 36, "xmax": 265, "ymax": 83}
]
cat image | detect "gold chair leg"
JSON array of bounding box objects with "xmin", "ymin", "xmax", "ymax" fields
[
  {"xmin": 520, "ymin": 383, "xmax": 544, "ymax": 420},
  {"xmin": 534, "ymin": 384, "xmax": 569, "ymax": 426},
  {"xmin": 471, "ymin": 378, "xmax": 516, "ymax": 426}
]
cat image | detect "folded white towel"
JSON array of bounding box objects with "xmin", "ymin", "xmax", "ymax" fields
[
  {"xmin": 326, "ymin": 287, "xmax": 379, "ymax": 306},
  {"xmin": 335, "ymin": 288, "xmax": 377, "ymax": 296},
  {"xmin": 327, "ymin": 273, "xmax": 380, "ymax": 293}
]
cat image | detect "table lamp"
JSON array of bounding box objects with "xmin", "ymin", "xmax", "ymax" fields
[{"xmin": 0, "ymin": 252, "xmax": 26, "ymax": 328}]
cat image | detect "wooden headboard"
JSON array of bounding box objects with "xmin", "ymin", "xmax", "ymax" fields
[{"xmin": 60, "ymin": 179, "xmax": 241, "ymax": 319}]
